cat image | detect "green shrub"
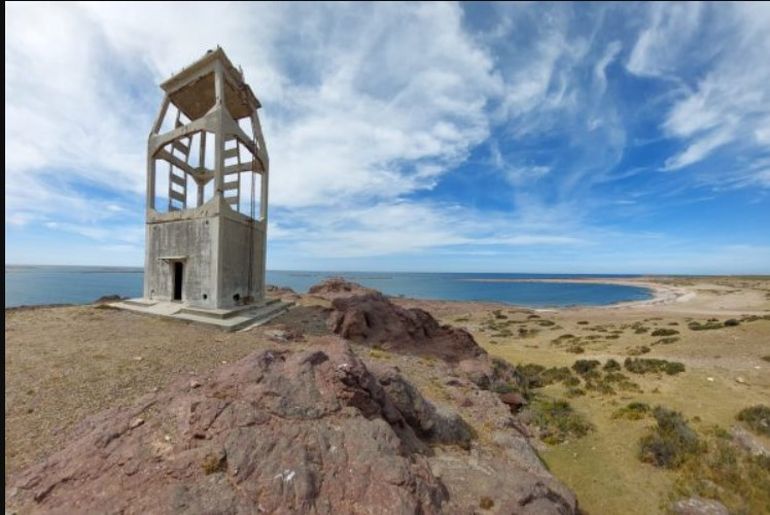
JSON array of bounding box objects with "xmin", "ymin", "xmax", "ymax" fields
[
  {"xmin": 651, "ymin": 328, "xmax": 679, "ymax": 337},
  {"xmin": 762, "ymin": 355, "xmax": 770, "ymax": 362},
  {"xmin": 563, "ymin": 375, "xmax": 581, "ymax": 387},
  {"xmin": 538, "ymin": 320, "xmax": 555, "ymax": 327},
  {"xmin": 624, "ymin": 357, "xmax": 685, "ymax": 375},
  {"xmin": 566, "ymin": 345, "xmax": 585, "ymax": 354},
  {"xmin": 664, "ymin": 361, "xmax": 685, "ymax": 375},
  {"xmin": 638, "ymin": 406, "xmax": 701, "ymax": 468},
  {"xmin": 493, "ymin": 310, "xmax": 507, "ymax": 320},
  {"xmin": 530, "ymin": 398, "xmax": 594, "ymax": 444},
  {"xmin": 572, "ymin": 359, "xmax": 601, "ymax": 375},
  {"xmin": 723, "ymin": 318, "xmax": 740, "ymax": 327},
  {"xmin": 603, "ymin": 359, "xmax": 621, "ymax": 371},
  {"xmin": 673, "ymin": 429, "xmax": 770, "ymax": 514},
  {"xmin": 653, "ymin": 337, "xmax": 680, "ymax": 345},
  {"xmin": 736, "ymin": 405, "xmax": 770, "ymax": 436},
  {"xmin": 627, "ymin": 345, "xmax": 651, "ymax": 356},
  {"xmin": 577, "ymin": 321, "xmax": 589, "ymax": 325},
  {"xmin": 688, "ymin": 320, "xmax": 723, "ymax": 331},
  {"xmin": 612, "ymin": 401, "xmax": 651, "ymax": 420},
  {"xmin": 540, "ymin": 366, "xmax": 573, "ymax": 385}
]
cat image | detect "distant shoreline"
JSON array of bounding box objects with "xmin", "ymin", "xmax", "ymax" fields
[{"xmin": 460, "ymin": 277, "xmax": 689, "ymax": 308}]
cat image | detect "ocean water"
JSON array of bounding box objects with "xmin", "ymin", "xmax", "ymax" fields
[{"xmin": 4, "ymin": 266, "xmax": 653, "ymax": 308}]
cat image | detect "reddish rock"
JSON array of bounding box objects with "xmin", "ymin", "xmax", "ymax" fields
[
  {"xmin": 499, "ymin": 392, "xmax": 528, "ymax": 411},
  {"xmin": 308, "ymin": 277, "xmax": 376, "ymax": 299},
  {"xmin": 8, "ymin": 338, "xmax": 577, "ymax": 514},
  {"xmin": 327, "ymin": 291, "xmax": 485, "ymax": 363}
]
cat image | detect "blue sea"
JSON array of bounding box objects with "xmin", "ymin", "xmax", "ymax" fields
[{"xmin": 4, "ymin": 266, "xmax": 653, "ymax": 308}]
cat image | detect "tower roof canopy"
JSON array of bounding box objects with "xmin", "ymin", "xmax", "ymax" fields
[{"xmin": 160, "ymin": 47, "xmax": 261, "ymax": 120}]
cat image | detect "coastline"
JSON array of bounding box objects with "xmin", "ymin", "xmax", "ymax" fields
[{"xmin": 461, "ymin": 277, "xmax": 690, "ymax": 309}]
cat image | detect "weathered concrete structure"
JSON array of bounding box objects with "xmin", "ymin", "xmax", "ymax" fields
[{"xmin": 143, "ymin": 48, "xmax": 269, "ymax": 309}]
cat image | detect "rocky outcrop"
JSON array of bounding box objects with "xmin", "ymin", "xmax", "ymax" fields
[
  {"xmin": 308, "ymin": 277, "xmax": 376, "ymax": 300},
  {"xmin": 327, "ymin": 290, "xmax": 484, "ymax": 363},
  {"xmin": 7, "ymin": 338, "xmax": 577, "ymax": 514}
]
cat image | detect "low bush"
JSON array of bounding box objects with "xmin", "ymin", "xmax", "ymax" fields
[
  {"xmin": 638, "ymin": 406, "xmax": 701, "ymax": 468},
  {"xmin": 627, "ymin": 345, "xmax": 651, "ymax": 356},
  {"xmin": 673, "ymin": 427, "xmax": 770, "ymax": 514},
  {"xmin": 624, "ymin": 358, "xmax": 685, "ymax": 375},
  {"xmin": 603, "ymin": 358, "xmax": 621, "ymax": 371},
  {"xmin": 736, "ymin": 405, "xmax": 770, "ymax": 436},
  {"xmin": 762, "ymin": 355, "xmax": 770, "ymax": 362},
  {"xmin": 688, "ymin": 320, "xmax": 723, "ymax": 331},
  {"xmin": 563, "ymin": 375, "xmax": 581, "ymax": 387},
  {"xmin": 577, "ymin": 320, "xmax": 589, "ymax": 325},
  {"xmin": 612, "ymin": 401, "xmax": 651, "ymax": 420},
  {"xmin": 566, "ymin": 345, "xmax": 584, "ymax": 354},
  {"xmin": 652, "ymin": 337, "xmax": 679, "ymax": 345},
  {"xmin": 572, "ymin": 359, "xmax": 601, "ymax": 375},
  {"xmin": 651, "ymin": 328, "xmax": 679, "ymax": 337},
  {"xmin": 723, "ymin": 318, "xmax": 740, "ymax": 327},
  {"xmin": 530, "ymin": 398, "xmax": 593, "ymax": 444},
  {"xmin": 540, "ymin": 366, "xmax": 573, "ymax": 385}
]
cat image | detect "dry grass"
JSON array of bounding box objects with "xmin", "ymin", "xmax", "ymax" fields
[{"xmin": 4, "ymin": 305, "xmax": 288, "ymax": 480}]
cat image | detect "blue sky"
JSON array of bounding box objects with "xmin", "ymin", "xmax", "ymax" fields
[{"xmin": 5, "ymin": 2, "xmax": 770, "ymax": 274}]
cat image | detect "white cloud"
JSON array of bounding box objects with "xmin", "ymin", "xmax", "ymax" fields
[
  {"xmin": 629, "ymin": 2, "xmax": 770, "ymax": 177},
  {"xmin": 626, "ymin": 2, "xmax": 704, "ymax": 78}
]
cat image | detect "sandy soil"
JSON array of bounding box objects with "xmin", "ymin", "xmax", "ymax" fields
[{"xmin": 5, "ymin": 277, "xmax": 770, "ymax": 513}]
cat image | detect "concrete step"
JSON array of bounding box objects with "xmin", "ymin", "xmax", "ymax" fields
[
  {"xmin": 172, "ymin": 300, "xmax": 293, "ymax": 332},
  {"xmin": 179, "ymin": 298, "xmax": 280, "ymax": 320}
]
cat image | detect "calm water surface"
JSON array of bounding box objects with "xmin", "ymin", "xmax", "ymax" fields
[{"xmin": 4, "ymin": 266, "xmax": 653, "ymax": 308}]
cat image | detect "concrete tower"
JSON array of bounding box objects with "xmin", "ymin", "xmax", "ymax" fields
[{"xmin": 143, "ymin": 48, "xmax": 269, "ymax": 309}]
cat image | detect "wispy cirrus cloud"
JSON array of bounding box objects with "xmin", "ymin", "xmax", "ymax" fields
[{"xmin": 5, "ymin": 2, "xmax": 770, "ymax": 273}]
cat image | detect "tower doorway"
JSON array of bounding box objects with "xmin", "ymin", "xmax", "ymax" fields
[{"xmin": 173, "ymin": 261, "xmax": 184, "ymax": 301}]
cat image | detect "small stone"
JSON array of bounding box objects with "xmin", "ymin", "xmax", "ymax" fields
[
  {"xmin": 133, "ymin": 356, "xmax": 143, "ymax": 361},
  {"xmin": 129, "ymin": 417, "xmax": 144, "ymax": 429},
  {"xmin": 706, "ymin": 377, "xmax": 715, "ymax": 382},
  {"xmin": 190, "ymin": 380, "xmax": 201, "ymax": 388},
  {"xmin": 735, "ymin": 377, "xmax": 746, "ymax": 384},
  {"xmin": 164, "ymin": 434, "xmax": 171, "ymax": 442}
]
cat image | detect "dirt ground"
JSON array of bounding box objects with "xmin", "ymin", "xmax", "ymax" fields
[{"xmin": 5, "ymin": 277, "xmax": 770, "ymax": 513}]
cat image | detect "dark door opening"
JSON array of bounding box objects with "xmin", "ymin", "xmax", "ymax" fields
[{"xmin": 173, "ymin": 262, "xmax": 184, "ymax": 301}]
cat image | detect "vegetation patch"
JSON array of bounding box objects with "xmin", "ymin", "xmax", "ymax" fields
[
  {"xmin": 603, "ymin": 358, "xmax": 621, "ymax": 371},
  {"xmin": 565, "ymin": 345, "xmax": 584, "ymax": 354},
  {"xmin": 627, "ymin": 345, "xmax": 650, "ymax": 356},
  {"xmin": 652, "ymin": 337, "xmax": 679, "ymax": 345},
  {"xmin": 516, "ymin": 364, "xmax": 577, "ymax": 390},
  {"xmin": 612, "ymin": 401, "xmax": 651, "ymax": 420},
  {"xmin": 577, "ymin": 321, "xmax": 589, "ymax": 325},
  {"xmin": 762, "ymin": 355, "xmax": 770, "ymax": 362},
  {"xmin": 736, "ymin": 405, "xmax": 770, "ymax": 436},
  {"xmin": 638, "ymin": 406, "xmax": 701, "ymax": 469},
  {"xmin": 673, "ymin": 427, "xmax": 770, "ymax": 514},
  {"xmin": 529, "ymin": 397, "xmax": 594, "ymax": 445},
  {"xmin": 572, "ymin": 359, "xmax": 601, "ymax": 375},
  {"xmin": 688, "ymin": 320, "xmax": 724, "ymax": 331},
  {"xmin": 625, "ymin": 358, "xmax": 685, "ymax": 375},
  {"xmin": 723, "ymin": 318, "xmax": 740, "ymax": 327},
  {"xmin": 651, "ymin": 328, "xmax": 679, "ymax": 337}
]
